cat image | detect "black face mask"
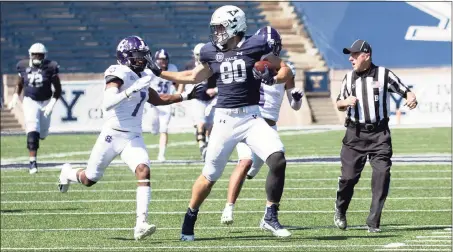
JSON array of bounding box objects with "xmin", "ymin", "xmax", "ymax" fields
[{"xmin": 129, "ymin": 51, "xmax": 149, "ymax": 72}]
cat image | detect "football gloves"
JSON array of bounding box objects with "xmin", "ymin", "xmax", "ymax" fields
[
  {"xmin": 41, "ymin": 97, "xmax": 57, "ymax": 117},
  {"xmin": 181, "ymin": 83, "xmax": 204, "ymax": 101},
  {"xmin": 291, "ymin": 88, "xmax": 304, "ymax": 101},
  {"xmin": 144, "ymin": 54, "xmax": 162, "ymax": 77},
  {"xmin": 253, "ymin": 67, "xmax": 276, "ymax": 85}
]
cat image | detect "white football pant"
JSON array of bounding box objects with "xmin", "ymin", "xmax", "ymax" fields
[
  {"xmin": 202, "ymin": 105, "xmax": 284, "ymax": 182},
  {"xmin": 236, "ymin": 124, "xmax": 278, "ymax": 178},
  {"xmin": 84, "ymin": 127, "xmax": 150, "ymax": 182},
  {"xmin": 23, "ymin": 96, "xmax": 52, "ymax": 139}
]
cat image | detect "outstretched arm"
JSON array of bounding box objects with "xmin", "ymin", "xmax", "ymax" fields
[
  {"xmin": 147, "ymin": 83, "xmax": 203, "ymax": 106},
  {"xmin": 146, "ymin": 53, "xmax": 213, "ymax": 84}
]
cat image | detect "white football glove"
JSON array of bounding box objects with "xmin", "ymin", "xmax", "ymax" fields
[
  {"xmin": 125, "ymin": 76, "xmax": 152, "ymax": 98},
  {"xmin": 41, "ymin": 98, "xmax": 57, "ymax": 117},
  {"xmin": 291, "ymin": 88, "xmax": 304, "ymax": 101},
  {"xmin": 7, "ymin": 93, "xmax": 19, "ymax": 110}
]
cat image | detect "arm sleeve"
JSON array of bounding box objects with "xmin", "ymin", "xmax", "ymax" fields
[{"xmin": 102, "ymin": 87, "xmax": 128, "ymax": 111}]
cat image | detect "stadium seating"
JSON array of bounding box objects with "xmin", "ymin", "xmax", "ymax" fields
[{"xmin": 1, "ymin": 2, "xmax": 268, "ymax": 73}]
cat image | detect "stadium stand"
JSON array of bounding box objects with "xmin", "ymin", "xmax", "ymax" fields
[{"xmin": 1, "ymin": 1, "xmax": 268, "ymax": 74}]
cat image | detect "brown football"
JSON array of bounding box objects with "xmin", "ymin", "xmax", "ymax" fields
[{"xmin": 254, "ymin": 60, "xmax": 274, "ymax": 73}]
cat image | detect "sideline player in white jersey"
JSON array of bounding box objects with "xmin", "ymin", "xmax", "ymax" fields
[
  {"xmin": 221, "ymin": 26, "xmax": 304, "ymax": 225},
  {"xmin": 148, "ymin": 49, "xmax": 178, "ymax": 161},
  {"xmin": 178, "ymin": 43, "xmax": 218, "ymax": 160},
  {"xmin": 8, "ymin": 43, "xmax": 62, "ymax": 174},
  {"xmin": 145, "ymin": 6, "xmax": 294, "ymax": 240},
  {"xmin": 57, "ymin": 36, "xmax": 200, "ymax": 241}
]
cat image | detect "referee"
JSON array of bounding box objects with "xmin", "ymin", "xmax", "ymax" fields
[{"xmin": 334, "ymin": 39, "xmax": 418, "ymax": 233}]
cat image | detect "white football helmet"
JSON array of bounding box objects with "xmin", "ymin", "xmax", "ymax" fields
[
  {"xmin": 210, "ymin": 5, "xmax": 247, "ymax": 46},
  {"xmin": 28, "ymin": 43, "xmax": 47, "ymax": 66},
  {"xmin": 193, "ymin": 43, "xmax": 205, "ymax": 63}
]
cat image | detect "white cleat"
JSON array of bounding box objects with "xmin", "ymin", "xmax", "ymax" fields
[
  {"xmin": 260, "ymin": 218, "xmax": 292, "ymax": 238},
  {"xmin": 180, "ymin": 234, "xmax": 195, "ymax": 241},
  {"xmin": 157, "ymin": 155, "xmax": 166, "ymax": 162},
  {"xmin": 221, "ymin": 206, "xmax": 234, "ymax": 225},
  {"xmin": 29, "ymin": 167, "xmax": 38, "ymax": 175},
  {"xmin": 134, "ymin": 222, "xmax": 156, "ymax": 241},
  {"xmin": 58, "ymin": 163, "xmax": 72, "ymax": 193}
]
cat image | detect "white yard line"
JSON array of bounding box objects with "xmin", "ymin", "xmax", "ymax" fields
[
  {"xmin": 0, "ymin": 244, "xmax": 386, "ymax": 251},
  {"xmin": 1, "ymin": 209, "xmax": 451, "ymax": 216},
  {"xmin": 2, "ymin": 169, "xmax": 451, "ymax": 178},
  {"xmin": 407, "ymin": 240, "xmax": 451, "ymax": 243},
  {"xmin": 416, "ymin": 236, "xmax": 452, "ymax": 239},
  {"xmin": 1, "ymin": 141, "xmax": 195, "ymax": 163},
  {"xmin": 2, "ymin": 177, "xmax": 451, "ymax": 185},
  {"xmin": 2, "ymin": 186, "xmax": 450, "ymax": 194},
  {"xmin": 1, "ymin": 225, "xmax": 451, "ymax": 233},
  {"xmin": 2, "ymin": 244, "xmax": 453, "ymax": 251},
  {"xmin": 375, "ymin": 249, "xmax": 452, "ymax": 251},
  {"xmin": 1, "ymin": 197, "xmax": 450, "ymax": 204},
  {"xmin": 1, "ymin": 150, "xmax": 450, "ymax": 165}
]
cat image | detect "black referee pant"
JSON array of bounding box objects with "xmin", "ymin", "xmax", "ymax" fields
[{"xmin": 335, "ymin": 120, "xmax": 393, "ymax": 228}]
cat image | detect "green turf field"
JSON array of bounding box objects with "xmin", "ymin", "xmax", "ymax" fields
[{"xmin": 1, "ymin": 127, "xmax": 452, "ymax": 251}]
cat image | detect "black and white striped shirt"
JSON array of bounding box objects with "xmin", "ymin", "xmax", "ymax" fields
[{"xmin": 337, "ymin": 64, "xmax": 411, "ymax": 124}]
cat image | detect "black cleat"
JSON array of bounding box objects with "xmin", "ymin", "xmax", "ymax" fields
[{"xmin": 334, "ymin": 207, "xmax": 347, "ymax": 230}]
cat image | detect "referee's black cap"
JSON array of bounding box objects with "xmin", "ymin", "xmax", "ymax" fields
[{"xmin": 343, "ymin": 40, "xmax": 372, "ymax": 55}]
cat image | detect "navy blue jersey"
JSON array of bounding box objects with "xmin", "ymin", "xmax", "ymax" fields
[
  {"xmin": 184, "ymin": 59, "xmax": 213, "ymax": 102},
  {"xmin": 17, "ymin": 59, "xmax": 59, "ymax": 101},
  {"xmin": 200, "ymin": 35, "xmax": 272, "ymax": 108}
]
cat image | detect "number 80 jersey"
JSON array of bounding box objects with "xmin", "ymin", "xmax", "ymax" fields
[
  {"xmin": 199, "ymin": 35, "xmax": 272, "ymax": 109},
  {"xmin": 103, "ymin": 65, "xmax": 154, "ymax": 133}
]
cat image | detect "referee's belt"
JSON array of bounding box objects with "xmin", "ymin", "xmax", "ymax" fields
[{"xmin": 345, "ymin": 118, "xmax": 389, "ymax": 131}]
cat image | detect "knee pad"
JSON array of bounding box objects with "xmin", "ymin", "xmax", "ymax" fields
[
  {"xmin": 266, "ymin": 151, "xmax": 286, "ymax": 175},
  {"xmin": 27, "ymin": 131, "xmax": 40, "ymax": 151},
  {"xmin": 196, "ymin": 127, "xmax": 206, "ymax": 143}
]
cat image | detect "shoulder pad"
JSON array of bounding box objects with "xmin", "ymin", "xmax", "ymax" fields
[
  {"xmin": 46, "ymin": 60, "xmax": 60, "ymax": 74},
  {"xmin": 168, "ymin": 63, "xmax": 178, "ymax": 72},
  {"xmin": 104, "ymin": 65, "xmax": 129, "ymax": 81},
  {"xmin": 16, "ymin": 59, "xmax": 29, "ymax": 72},
  {"xmin": 199, "ymin": 43, "xmax": 216, "ymax": 64}
]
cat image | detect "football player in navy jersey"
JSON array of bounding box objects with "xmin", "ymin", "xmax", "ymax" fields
[
  {"xmin": 145, "ymin": 5, "xmax": 293, "ymax": 240},
  {"xmin": 178, "ymin": 43, "xmax": 218, "ymax": 161},
  {"xmin": 221, "ymin": 26, "xmax": 304, "ymax": 226},
  {"xmin": 8, "ymin": 43, "xmax": 62, "ymax": 174}
]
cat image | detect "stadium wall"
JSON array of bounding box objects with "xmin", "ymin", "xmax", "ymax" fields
[{"xmin": 3, "ymin": 72, "xmax": 313, "ymax": 133}]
